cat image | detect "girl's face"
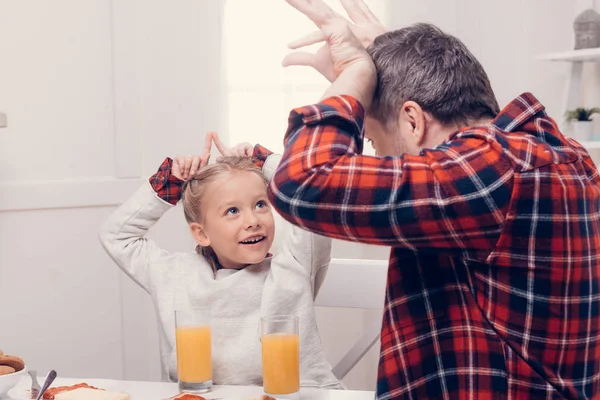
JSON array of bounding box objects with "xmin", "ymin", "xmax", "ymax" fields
[{"xmin": 190, "ymin": 170, "xmax": 275, "ymax": 269}]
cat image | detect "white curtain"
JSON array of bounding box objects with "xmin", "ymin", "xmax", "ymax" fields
[
  {"xmin": 222, "ymin": 0, "xmax": 389, "ymax": 154},
  {"xmin": 221, "ymin": 0, "xmax": 390, "ymax": 261}
]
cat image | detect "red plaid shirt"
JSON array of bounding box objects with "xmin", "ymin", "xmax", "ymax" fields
[{"xmin": 268, "ymin": 94, "xmax": 600, "ymax": 399}]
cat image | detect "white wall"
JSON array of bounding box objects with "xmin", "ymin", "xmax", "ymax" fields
[
  {"xmin": 0, "ymin": 0, "xmax": 223, "ymax": 383},
  {"xmin": 1, "ymin": 0, "xmax": 599, "ymax": 393},
  {"xmin": 388, "ymin": 0, "xmax": 600, "ymax": 132}
]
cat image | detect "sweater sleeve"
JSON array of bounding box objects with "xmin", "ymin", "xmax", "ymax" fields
[{"xmin": 99, "ymin": 181, "xmax": 175, "ymax": 292}]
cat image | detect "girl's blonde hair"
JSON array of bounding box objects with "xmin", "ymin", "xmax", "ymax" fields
[{"xmin": 181, "ymin": 156, "xmax": 266, "ymax": 224}]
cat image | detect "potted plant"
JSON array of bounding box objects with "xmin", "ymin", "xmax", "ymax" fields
[{"xmin": 565, "ymin": 107, "xmax": 599, "ymax": 141}]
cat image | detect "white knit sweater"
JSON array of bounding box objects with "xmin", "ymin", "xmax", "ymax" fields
[{"xmin": 98, "ymin": 155, "xmax": 341, "ymax": 388}]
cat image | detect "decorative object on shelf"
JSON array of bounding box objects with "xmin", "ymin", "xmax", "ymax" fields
[
  {"xmin": 565, "ymin": 107, "xmax": 599, "ymax": 141},
  {"xmin": 574, "ymin": 8, "xmax": 600, "ymax": 49}
]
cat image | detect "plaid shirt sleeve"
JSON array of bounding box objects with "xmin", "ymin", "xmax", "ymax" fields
[
  {"xmin": 148, "ymin": 157, "xmax": 184, "ymax": 205},
  {"xmin": 251, "ymin": 144, "xmax": 273, "ymax": 169},
  {"xmin": 268, "ymin": 95, "xmax": 514, "ymax": 257}
]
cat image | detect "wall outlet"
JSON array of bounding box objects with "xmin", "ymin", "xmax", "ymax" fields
[{"xmin": 0, "ymin": 113, "xmax": 6, "ymax": 128}]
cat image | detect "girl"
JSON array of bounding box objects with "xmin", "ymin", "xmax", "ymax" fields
[{"xmin": 98, "ymin": 134, "xmax": 340, "ymax": 389}]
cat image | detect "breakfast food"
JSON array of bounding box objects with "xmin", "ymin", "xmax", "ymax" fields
[
  {"xmin": 54, "ymin": 388, "xmax": 130, "ymax": 400},
  {"xmin": 0, "ymin": 355, "xmax": 25, "ymax": 372},
  {"xmin": 0, "ymin": 365, "xmax": 15, "ymax": 376},
  {"xmin": 164, "ymin": 394, "xmax": 274, "ymax": 400},
  {"xmin": 245, "ymin": 396, "xmax": 276, "ymax": 400},
  {"xmin": 43, "ymin": 383, "xmax": 101, "ymax": 399},
  {"xmin": 42, "ymin": 384, "xmax": 129, "ymax": 400},
  {"xmin": 0, "ymin": 351, "xmax": 24, "ymax": 375}
]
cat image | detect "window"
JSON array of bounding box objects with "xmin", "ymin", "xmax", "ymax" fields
[{"xmin": 223, "ymin": 0, "xmax": 389, "ymax": 153}]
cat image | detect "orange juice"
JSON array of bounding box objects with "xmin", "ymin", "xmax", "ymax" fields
[
  {"xmin": 262, "ymin": 333, "xmax": 300, "ymax": 394},
  {"xmin": 176, "ymin": 326, "xmax": 212, "ymax": 382}
]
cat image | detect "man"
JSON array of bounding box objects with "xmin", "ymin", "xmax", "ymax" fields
[{"xmin": 268, "ymin": 0, "xmax": 600, "ymax": 398}]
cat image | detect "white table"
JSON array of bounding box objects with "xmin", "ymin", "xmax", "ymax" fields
[{"xmin": 7, "ymin": 376, "xmax": 374, "ymax": 400}]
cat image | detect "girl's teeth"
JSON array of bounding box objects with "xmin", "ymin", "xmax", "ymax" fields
[{"xmin": 242, "ymin": 237, "xmax": 263, "ymax": 244}]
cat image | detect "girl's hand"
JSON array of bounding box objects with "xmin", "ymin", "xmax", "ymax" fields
[
  {"xmin": 210, "ymin": 132, "xmax": 254, "ymax": 160},
  {"xmin": 172, "ymin": 134, "xmax": 212, "ymax": 180}
]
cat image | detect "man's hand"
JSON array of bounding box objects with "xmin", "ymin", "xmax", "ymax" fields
[
  {"xmin": 210, "ymin": 132, "xmax": 254, "ymax": 161},
  {"xmin": 282, "ymin": 0, "xmax": 378, "ymax": 107},
  {"xmin": 172, "ymin": 133, "xmax": 212, "ymax": 180},
  {"xmin": 282, "ymin": 0, "xmax": 385, "ymax": 82},
  {"xmin": 339, "ymin": 0, "xmax": 387, "ymax": 47}
]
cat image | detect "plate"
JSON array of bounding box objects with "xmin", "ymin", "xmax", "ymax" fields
[{"xmin": 7, "ymin": 379, "xmax": 131, "ymax": 399}]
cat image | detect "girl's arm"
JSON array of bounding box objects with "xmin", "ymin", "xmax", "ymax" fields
[{"xmin": 99, "ymin": 152, "xmax": 209, "ymax": 292}]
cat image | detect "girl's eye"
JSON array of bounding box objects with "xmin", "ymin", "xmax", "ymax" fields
[
  {"xmin": 226, "ymin": 207, "xmax": 239, "ymax": 215},
  {"xmin": 256, "ymin": 200, "xmax": 267, "ymax": 209}
]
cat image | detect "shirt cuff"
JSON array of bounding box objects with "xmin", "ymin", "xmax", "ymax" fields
[
  {"xmin": 252, "ymin": 144, "xmax": 274, "ymax": 169},
  {"xmin": 288, "ymin": 95, "xmax": 366, "ymax": 131},
  {"xmin": 148, "ymin": 157, "xmax": 184, "ymax": 205}
]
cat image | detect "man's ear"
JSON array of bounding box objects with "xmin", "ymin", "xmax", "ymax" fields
[
  {"xmin": 399, "ymin": 101, "xmax": 426, "ymax": 146},
  {"xmin": 190, "ymin": 222, "xmax": 211, "ymax": 247}
]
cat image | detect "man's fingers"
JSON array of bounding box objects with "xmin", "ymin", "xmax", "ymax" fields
[
  {"xmin": 340, "ymin": 0, "xmax": 379, "ymax": 24},
  {"xmin": 211, "ymin": 132, "xmax": 230, "ymax": 156},
  {"xmin": 282, "ymin": 51, "xmax": 315, "ymax": 68},
  {"xmin": 288, "ymin": 30, "xmax": 327, "ymax": 49},
  {"xmin": 284, "ymin": 0, "xmax": 339, "ymax": 27},
  {"xmin": 356, "ymin": 0, "xmax": 383, "ymax": 24},
  {"xmin": 283, "ymin": 49, "xmax": 336, "ymax": 82},
  {"xmin": 339, "ymin": 0, "xmax": 368, "ymax": 24}
]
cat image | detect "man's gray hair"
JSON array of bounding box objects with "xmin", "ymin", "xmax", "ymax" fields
[{"xmin": 367, "ymin": 23, "xmax": 500, "ymax": 127}]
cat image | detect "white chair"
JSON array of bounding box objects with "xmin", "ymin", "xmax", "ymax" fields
[{"xmin": 315, "ymin": 258, "xmax": 388, "ymax": 381}]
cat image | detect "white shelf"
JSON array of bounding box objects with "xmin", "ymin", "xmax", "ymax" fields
[{"xmin": 534, "ymin": 48, "xmax": 600, "ymax": 62}]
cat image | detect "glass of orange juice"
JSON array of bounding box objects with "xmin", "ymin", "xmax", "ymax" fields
[
  {"xmin": 261, "ymin": 315, "xmax": 300, "ymax": 397},
  {"xmin": 175, "ymin": 308, "xmax": 212, "ymax": 393}
]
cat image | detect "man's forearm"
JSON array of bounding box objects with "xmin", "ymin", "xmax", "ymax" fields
[{"xmin": 321, "ymin": 63, "xmax": 376, "ymax": 110}]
